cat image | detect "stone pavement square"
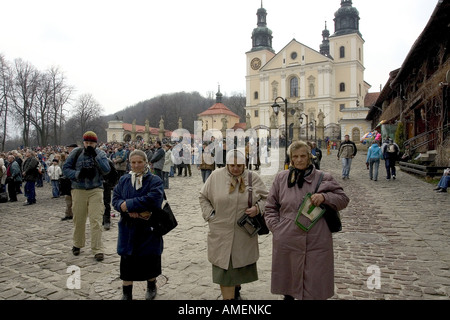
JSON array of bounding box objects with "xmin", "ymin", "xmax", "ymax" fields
[{"xmin": 0, "ymin": 148, "xmax": 449, "ymax": 300}]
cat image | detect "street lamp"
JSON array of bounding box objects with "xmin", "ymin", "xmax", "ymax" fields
[
  {"xmin": 310, "ymin": 120, "xmax": 317, "ymax": 142},
  {"xmin": 299, "ymin": 113, "xmax": 309, "ymax": 141},
  {"xmin": 271, "ymin": 96, "xmax": 289, "ymax": 168}
]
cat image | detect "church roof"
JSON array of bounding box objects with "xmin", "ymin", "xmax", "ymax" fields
[
  {"xmin": 364, "ymin": 92, "xmax": 380, "ymax": 107},
  {"xmin": 198, "ymin": 102, "xmax": 240, "ymax": 118}
]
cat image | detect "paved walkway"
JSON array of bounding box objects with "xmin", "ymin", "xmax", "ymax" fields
[{"xmin": 0, "ymin": 147, "xmax": 449, "ymax": 300}]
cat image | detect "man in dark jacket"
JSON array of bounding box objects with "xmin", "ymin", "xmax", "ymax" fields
[
  {"xmin": 382, "ymin": 138, "xmax": 400, "ymax": 180},
  {"xmin": 6, "ymin": 154, "xmax": 21, "ymax": 202},
  {"xmin": 150, "ymin": 141, "xmax": 165, "ymax": 180},
  {"xmin": 22, "ymin": 150, "xmax": 39, "ymax": 205},
  {"xmin": 337, "ymin": 135, "xmax": 357, "ymax": 179}
]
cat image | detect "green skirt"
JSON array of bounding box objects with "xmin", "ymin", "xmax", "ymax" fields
[{"xmin": 212, "ymin": 258, "xmax": 258, "ymax": 286}]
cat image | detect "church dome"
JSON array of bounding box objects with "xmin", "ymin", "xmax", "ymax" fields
[{"xmin": 331, "ymin": 0, "xmax": 361, "ymax": 37}]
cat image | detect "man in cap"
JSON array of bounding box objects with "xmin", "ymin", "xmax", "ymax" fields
[{"xmin": 63, "ymin": 131, "xmax": 111, "ymax": 262}]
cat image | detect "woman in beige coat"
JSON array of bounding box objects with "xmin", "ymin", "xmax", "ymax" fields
[
  {"xmin": 265, "ymin": 141, "xmax": 349, "ymax": 300},
  {"xmin": 199, "ymin": 149, "xmax": 268, "ymax": 300}
]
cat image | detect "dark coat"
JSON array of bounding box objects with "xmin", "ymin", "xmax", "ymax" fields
[
  {"xmin": 112, "ymin": 171, "xmax": 164, "ymax": 256},
  {"xmin": 23, "ymin": 157, "xmax": 39, "ymax": 182}
]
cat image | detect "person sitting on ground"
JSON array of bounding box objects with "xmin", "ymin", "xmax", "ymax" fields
[{"xmin": 434, "ymin": 168, "xmax": 449, "ymax": 193}]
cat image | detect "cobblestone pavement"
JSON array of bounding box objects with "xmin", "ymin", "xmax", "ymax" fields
[{"xmin": 0, "ymin": 148, "xmax": 449, "ymax": 300}]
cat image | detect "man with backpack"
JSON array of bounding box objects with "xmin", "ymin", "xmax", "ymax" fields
[{"xmin": 382, "ymin": 137, "xmax": 400, "ymax": 180}]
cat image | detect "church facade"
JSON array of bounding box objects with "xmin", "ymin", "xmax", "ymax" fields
[{"xmin": 245, "ymin": 0, "xmax": 373, "ymax": 143}]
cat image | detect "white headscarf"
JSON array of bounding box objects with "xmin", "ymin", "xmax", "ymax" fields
[{"xmin": 130, "ymin": 166, "xmax": 149, "ymax": 190}]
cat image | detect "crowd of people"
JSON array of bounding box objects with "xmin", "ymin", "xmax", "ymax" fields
[{"xmin": 1, "ymin": 130, "xmax": 448, "ymax": 301}]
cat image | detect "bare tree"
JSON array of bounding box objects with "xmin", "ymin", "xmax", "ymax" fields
[
  {"xmin": 10, "ymin": 58, "xmax": 40, "ymax": 147},
  {"xmin": 0, "ymin": 54, "xmax": 13, "ymax": 151},
  {"xmin": 72, "ymin": 93, "xmax": 103, "ymax": 136},
  {"xmin": 48, "ymin": 67, "xmax": 73, "ymax": 145},
  {"xmin": 31, "ymin": 71, "xmax": 52, "ymax": 146}
]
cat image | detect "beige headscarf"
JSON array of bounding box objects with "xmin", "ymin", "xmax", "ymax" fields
[{"xmin": 226, "ymin": 149, "xmax": 246, "ymax": 194}]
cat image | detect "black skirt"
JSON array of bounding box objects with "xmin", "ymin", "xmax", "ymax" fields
[{"xmin": 120, "ymin": 254, "xmax": 162, "ymax": 281}]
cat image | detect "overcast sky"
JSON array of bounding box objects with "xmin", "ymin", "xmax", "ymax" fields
[{"xmin": 0, "ymin": 0, "xmax": 439, "ymax": 116}]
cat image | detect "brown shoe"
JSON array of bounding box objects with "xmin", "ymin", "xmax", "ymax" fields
[{"xmin": 95, "ymin": 253, "xmax": 104, "ymax": 261}]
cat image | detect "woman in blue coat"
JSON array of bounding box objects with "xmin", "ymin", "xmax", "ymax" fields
[
  {"xmin": 112, "ymin": 149, "xmax": 164, "ymax": 300},
  {"xmin": 366, "ymin": 141, "xmax": 383, "ymax": 181}
]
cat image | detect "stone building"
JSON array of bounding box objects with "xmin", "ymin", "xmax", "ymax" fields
[
  {"xmin": 106, "ymin": 118, "xmax": 173, "ymax": 144},
  {"xmin": 366, "ymin": 0, "xmax": 449, "ymax": 166},
  {"xmin": 245, "ymin": 0, "xmax": 373, "ymax": 143}
]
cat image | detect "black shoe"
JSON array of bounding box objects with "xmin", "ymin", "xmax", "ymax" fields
[
  {"xmin": 437, "ymin": 189, "xmax": 447, "ymax": 193},
  {"xmin": 121, "ymin": 285, "xmax": 133, "ymax": 300},
  {"xmin": 235, "ymin": 285, "xmax": 242, "ymax": 300},
  {"xmin": 145, "ymin": 280, "xmax": 157, "ymax": 300},
  {"xmin": 72, "ymin": 246, "xmax": 80, "ymax": 256},
  {"xmin": 434, "ymin": 187, "xmax": 442, "ymax": 191},
  {"xmin": 283, "ymin": 295, "xmax": 294, "ymax": 300},
  {"xmin": 95, "ymin": 253, "xmax": 104, "ymax": 261},
  {"xmin": 61, "ymin": 216, "xmax": 73, "ymax": 221}
]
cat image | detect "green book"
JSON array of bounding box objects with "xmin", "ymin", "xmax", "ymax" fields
[{"xmin": 295, "ymin": 193, "xmax": 326, "ymax": 232}]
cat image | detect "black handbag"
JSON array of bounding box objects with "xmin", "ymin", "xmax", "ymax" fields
[
  {"xmin": 59, "ymin": 177, "xmax": 72, "ymax": 196},
  {"xmin": 237, "ymin": 171, "xmax": 269, "ymax": 237},
  {"xmin": 150, "ymin": 192, "xmax": 178, "ymax": 236},
  {"xmin": 315, "ymin": 172, "xmax": 342, "ymax": 233}
]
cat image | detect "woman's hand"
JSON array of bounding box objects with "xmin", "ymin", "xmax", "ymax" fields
[
  {"xmin": 310, "ymin": 193, "xmax": 325, "ymax": 207},
  {"xmin": 120, "ymin": 201, "xmax": 127, "ymax": 212},
  {"xmin": 245, "ymin": 205, "xmax": 258, "ymax": 218},
  {"xmin": 128, "ymin": 212, "xmax": 139, "ymax": 219}
]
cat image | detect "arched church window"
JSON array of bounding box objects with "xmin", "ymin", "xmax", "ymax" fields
[
  {"xmin": 254, "ymin": 91, "xmax": 259, "ymax": 100},
  {"xmin": 340, "ymin": 83, "xmax": 346, "ymax": 92},
  {"xmin": 290, "ymin": 77, "xmax": 299, "ymax": 97}
]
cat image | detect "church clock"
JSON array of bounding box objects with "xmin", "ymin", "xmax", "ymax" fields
[{"xmin": 251, "ymin": 57, "xmax": 262, "ymax": 70}]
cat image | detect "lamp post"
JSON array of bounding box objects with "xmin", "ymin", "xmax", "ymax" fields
[
  {"xmin": 310, "ymin": 119, "xmax": 317, "ymax": 142},
  {"xmin": 271, "ymin": 97, "xmax": 289, "ymax": 168},
  {"xmin": 299, "ymin": 113, "xmax": 309, "ymax": 141}
]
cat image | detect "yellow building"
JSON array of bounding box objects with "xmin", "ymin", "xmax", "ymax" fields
[{"xmin": 245, "ymin": 0, "xmax": 372, "ymax": 143}]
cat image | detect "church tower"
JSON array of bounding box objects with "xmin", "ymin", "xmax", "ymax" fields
[
  {"xmin": 329, "ymin": 0, "xmax": 368, "ymax": 139},
  {"xmin": 320, "ymin": 22, "xmax": 331, "ymax": 58},
  {"xmin": 245, "ymin": 2, "xmax": 276, "ymax": 126}
]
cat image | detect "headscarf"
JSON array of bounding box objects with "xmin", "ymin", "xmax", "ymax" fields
[
  {"xmin": 130, "ymin": 166, "xmax": 149, "ymax": 190},
  {"xmin": 226, "ymin": 149, "xmax": 246, "ymax": 194},
  {"xmin": 287, "ymin": 164, "xmax": 314, "ymax": 188}
]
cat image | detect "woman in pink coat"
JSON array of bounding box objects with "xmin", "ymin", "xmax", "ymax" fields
[{"xmin": 265, "ymin": 141, "xmax": 349, "ymax": 300}]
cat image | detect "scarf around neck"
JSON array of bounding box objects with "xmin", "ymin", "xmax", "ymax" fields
[
  {"xmin": 287, "ymin": 165, "xmax": 314, "ymax": 189},
  {"xmin": 228, "ymin": 168, "xmax": 246, "ymax": 194},
  {"xmin": 130, "ymin": 167, "xmax": 149, "ymax": 190}
]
